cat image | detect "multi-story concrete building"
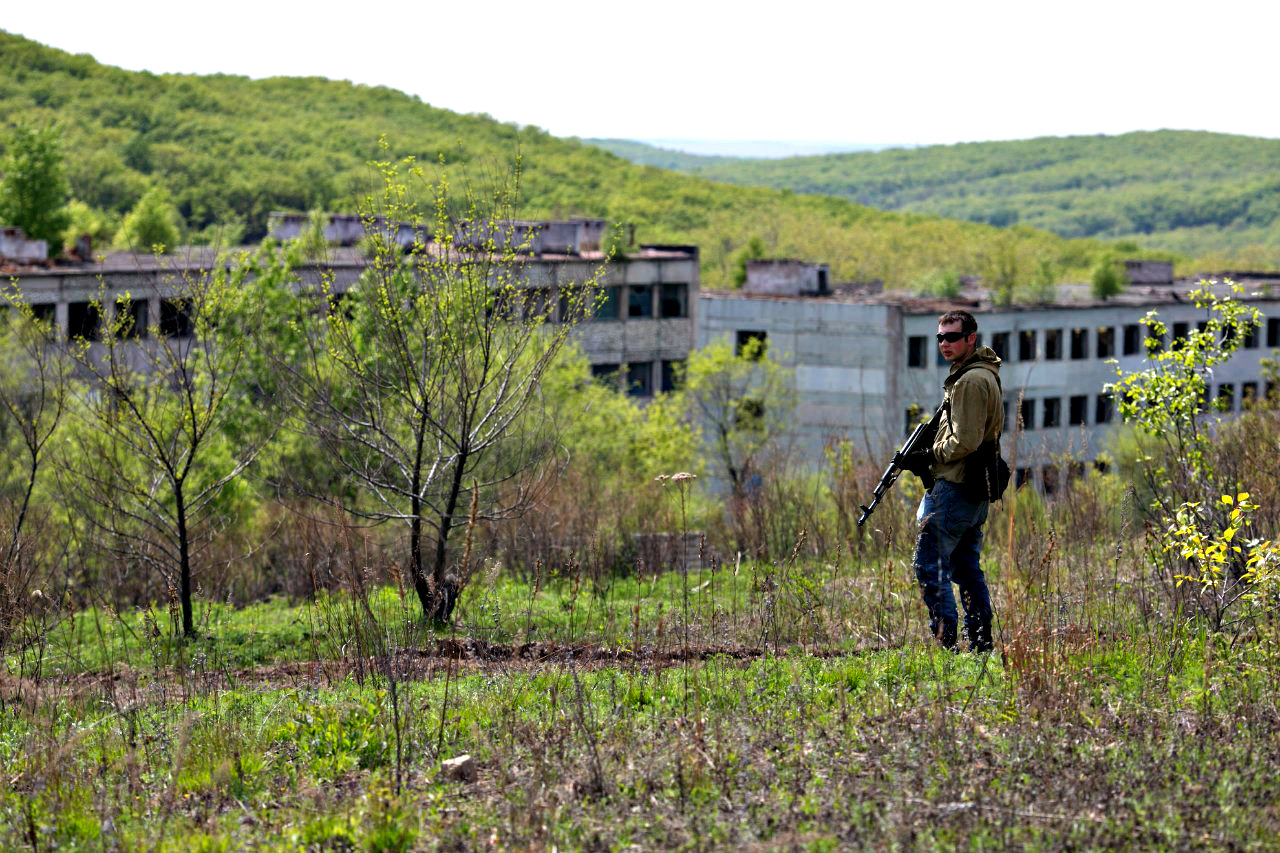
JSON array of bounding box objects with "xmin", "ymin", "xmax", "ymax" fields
[
  {"xmin": 0, "ymin": 223, "xmax": 699, "ymax": 399},
  {"xmin": 700, "ymin": 261, "xmax": 1280, "ymax": 488},
  {"xmin": 7, "ymin": 224, "xmax": 1277, "ymax": 492}
]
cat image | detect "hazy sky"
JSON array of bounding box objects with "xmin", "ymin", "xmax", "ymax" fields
[{"xmin": 5, "ymin": 0, "xmax": 1278, "ymax": 146}]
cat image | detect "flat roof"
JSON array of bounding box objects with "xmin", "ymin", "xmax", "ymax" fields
[
  {"xmin": 702, "ymin": 274, "xmax": 1280, "ymax": 314},
  {"xmin": 2, "ymin": 243, "xmax": 697, "ymax": 278}
]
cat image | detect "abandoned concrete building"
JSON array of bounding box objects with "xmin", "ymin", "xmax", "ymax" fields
[
  {"xmin": 1, "ymin": 221, "xmax": 698, "ymax": 401},
  {"xmin": 699, "ymin": 259, "xmax": 1280, "ymax": 490},
  {"xmin": 6, "ymin": 220, "xmax": 1280, "ymax": 492}
]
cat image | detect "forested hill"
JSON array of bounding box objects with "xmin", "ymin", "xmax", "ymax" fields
[
  {"xmin": 591, "ymin": 132, "xmax": 1280, "ymax": 260},
  {"xmin": 0, "ymin": 30, "xmax": 1117, "ymax": 288}
]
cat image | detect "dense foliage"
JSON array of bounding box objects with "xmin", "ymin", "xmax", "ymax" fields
[
  {"xmin": 592, "ymin": 132, "xmax": 1280, "ymax": 264},
  {"xmin": 0, "ymin": 30, "xmax": 1116, "ymax": 288},
  {"xmin": 0, "ymin": 122, "xmax": 69, "ymax": 249}
]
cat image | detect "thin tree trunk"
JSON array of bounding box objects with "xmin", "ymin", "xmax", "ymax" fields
[
  {"xmin": 430, "ymin": 449, "xmax": 470, "ymax": 624},
  {"xmin": 175, "ymin": 485, "xmax": 194, "ymax": 636},
  {"xmin": 409, "ymin": 417, "xmax": 434, "ymax": 619}
]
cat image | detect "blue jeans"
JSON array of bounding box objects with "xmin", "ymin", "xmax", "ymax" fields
[{"xmin": 912, "ymin": 479, "xmax": 994, "ymax": 651}]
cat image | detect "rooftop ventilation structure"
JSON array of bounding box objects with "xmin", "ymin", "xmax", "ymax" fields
[{"xmin": 743, "ymin": 259, "xmax": 830, "ymax": 296}]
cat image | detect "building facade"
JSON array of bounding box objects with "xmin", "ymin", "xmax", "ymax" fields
[
  {"xmin": 1, "ymin": 226, "xmax": 699, "ymax": 399},
  {"xmin": 701, "ymin": 271, "xmax": 1280, "ymax": 488}
]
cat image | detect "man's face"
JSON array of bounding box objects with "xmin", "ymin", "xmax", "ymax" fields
[{"xmin": 937, "ymin": 320, "xmax": 976, "ymax": 363}]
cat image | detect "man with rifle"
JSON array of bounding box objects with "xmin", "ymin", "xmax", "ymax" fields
[{"xmin": 892, "ymin": 310, "xmax": 1004, "ymax": 652}]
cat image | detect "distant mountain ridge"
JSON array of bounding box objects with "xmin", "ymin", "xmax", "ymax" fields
[
  {"xmin": 587, "ymin": 131, "xmax": 1280, "ymax": 260},
  {"xmin": 0, "ymin": 30, "xmax": 1121, "ymax": 287}
]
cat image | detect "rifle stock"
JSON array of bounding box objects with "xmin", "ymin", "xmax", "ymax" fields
[{"xmin": 856, "ymin": 410, "xmax": 939, "ymax": 528}]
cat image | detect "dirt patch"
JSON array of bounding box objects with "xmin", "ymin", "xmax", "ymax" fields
[{"xmin": 10, "ymin": 638, "xmax": 895, "ymax": 702}]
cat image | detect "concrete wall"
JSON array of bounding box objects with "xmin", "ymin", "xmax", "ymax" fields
[
  {"xmin": 698, "ymin": 293, "xmax": 897, "ymax": 456},
  {"xmin": 702, "ymin": 289, "xmax": 1280, "ymax": 485},
  {"xmin": 0, "ymin": 227, "xmax": 48, "ymax": 263},
  {"xmin": 743, "ymin": 260, "xmax": 829, "ymax": 296},
  {"xmin": 901, "ymin": 297, "xmax": 1280, "ymax": 486}
]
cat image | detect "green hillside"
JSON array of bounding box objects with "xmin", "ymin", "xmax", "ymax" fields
[
  {"xmin": 0, "ymin": 30, "xmax": 1118, "ymax": 288},
  {"xmin": 592, "ymin": 132, "xmax": 1280, "ymax": 263}
]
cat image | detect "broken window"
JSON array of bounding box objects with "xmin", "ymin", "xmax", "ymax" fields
[
  {"xmin": 1070, "ymin": 328, "xmax": 1089, "ymax": 360},
  {"xmin": 28, "ymin": 303, "xmax": 56, "ymax": 333},
  {"xmin": 660, "ymin": 359, "xmax": 684, "ymax": 393},
  {"xmin": 1043, "ymin": 397, "xmax": 1061, "ymax": 428},
  {"xmin": 1123, "ymin": 323, "xmax": 1142, "ymax": 355},
  {"xmin": 1096, "ymin": 326, "xmax": 1115, "ymax": 358},
  {"xmin": 1217, "ymin": 383, "xmax": 1235, "ymax": 412},
  {"xmin": 1019, "ymin": 330, "xmax": 1037, "ymax": 361},
  {"xmin": 735, "ymin": 397, "xmax": 765, "ymax": 431},
  {"xmin": 1096, "ymin": 393, "xmax": 1113, "ymax": 424},
  {"xmin": 990, "ymin": 332, "xmax": 1009, "ymax": 360},
  {"xmin": 1069, "ymin": 394, "xmax": 1087, "ymax": 426},
  {"xmin": 1019, "ymin": 398, "xmax": 1036, "ymax": 431},
  {"xmin": 628, "ymin": 285, "xmax": 653, "ymax": 318},
  {"xmin": 626, "ymin": 361, "xmax": 653, "ymax": 397},
  {"xmin": 907, "ymin": 335, "xmax": 926, "ymax": 368},
  {"xmin": 1172, "ymin": 321, "xmax": 1189, "ymax": 349},
  {"xmin": 68, "ymin": 301, "xmax": 101, "ymax": 341},
  {"xmin": 583, "ymin": 287, "xmax": 619, "ymax": 322},
  {"xmin": 590, "ymin": 363, "xmax": 620, "ymax": 388},
  {"xmin": 1044, "ymin": 329, "xmax": 1062, "ymax": 360},
  {"xmin": 736, "ymin": 330, "xmax": 767, "ymax": 359},
  {"xmin": 117, "ymin": 299, "xmax": 148, "ymax": 339},
  {"xmin": 160, "ymin": 299, "xmax": 193, "ymax": 338},
  {"xmin": 1243, "ymin": 381, "xmax": 1259, "ymax": 407},
  {"xmin": 659, "ymin": 284, "xmax": 688, "ymax": 318}
]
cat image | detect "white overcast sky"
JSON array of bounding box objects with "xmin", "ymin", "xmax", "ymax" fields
[{"xmin": 4, "ymin": 0, "xmax": 1279, "ymax": 146}]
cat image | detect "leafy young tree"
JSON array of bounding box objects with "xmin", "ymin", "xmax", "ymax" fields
[
  {"xmin": 1091, "ymin": 258, "xmax": 1126, "ymax": 300},
  {"xmin": 0, "ymin": 291, "xmax": 68, "ymax": 652},
  {"xmin": 60, "ymin": 254, "xmax": 281, "ymax": 636},
  {"xmin": 678, "ymin": 335, "xmax": 796, "ymax": 500},
  {"xmin": 0, "ymin": 123, "xmax": 71, "ymax": 252},
  {"xmin": 62, "ymin": 200, "xmax": 117, "ymax": 254},
  {"xmin": 290, "ymin": 156, "xmax": 602, "ymax": 623},
  {"xmin": 117, "ymin": 185, "xmax": 181, "ymax": 252},
  {"xmin": 1107, "ymin": 281, "xmax": 1262, "ymax": 628},
  {"xmin": 731, "ymin": 237, "xmax": 766, "ymax": 286}
]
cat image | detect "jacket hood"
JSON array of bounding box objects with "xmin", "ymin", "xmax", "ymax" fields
[{"xmin": 944, "ymin": 346, "xmax": 1001, "ymax": 388}]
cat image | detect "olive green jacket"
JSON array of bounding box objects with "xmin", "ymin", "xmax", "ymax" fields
[{"xmin": 930, "ymin": 347, "xmax": 1004, "ymax": 485}]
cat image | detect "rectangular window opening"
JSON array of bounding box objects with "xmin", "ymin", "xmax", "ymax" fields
[
  {"xmin": 1069, "ymin": 394, "xmax": 1088, "ymax": 426},
  {"xmin": 117, "ymin": 299, "xmax": 148, "ymax": 339},
  {"xmin": 1070, "ymin": 327, "xmax": 1089, "ymax": 360},
  {"xmin": 1096, "ymin": 393, "xmax": 1113, "ymax": 424},
  {"xmin": 1123, "ymin": 323, "xmax": 1142, "ymax": 355},
  {"xmin": 1019, "ymin": 330, "xmax": 1037, "ymax": 361},
  {"xmin": 659, "ymin": 283, "xmax": 688, "ymax": 318},
  {"xmin": 907, "ymin": 335, "xmax": 926, "ymax": 368},
  {"xmin": 626, "ymin": 361, "xmax": 653, "ymax": 397},
  {"xmin": 1044, "ymin": 329, "xmax": 1062, "ymax": 361},
  {"xmin": 991, "ymin": 331, "xmax": 1010, "ymax": 360},
  {"xmin": 660, "ymin": 359, "xmax": 684, "ymax": 393},
  {"xmin": 68, "ymin": 301, "xmax": 101, "ymax": 341},
  {"xmin": 160, "ymin": 299, "xmax": 193, "ymax": 338},
  {"xmin": 627, "ymin": 285, "xmax": 653, "ymax": 319},
  {"xmin": 1096, "ymin": 326, "xmax": 1115, "ymax": 359},
  {"xmin": 736, "ymin": 330, "xmax": 767, "ymax": 359},
  {"xmin": 1019, "ymin": 398, "xmax": 1036, "ymax": 431},
  {"xmin": 1043, "ymin": 396, "xmax": 1061, "ymax": 428}
]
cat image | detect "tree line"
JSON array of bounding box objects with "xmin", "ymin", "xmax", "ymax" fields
[{"xmin": 0, "ymin": 29, "xmax": 1118, "ymax": 290}]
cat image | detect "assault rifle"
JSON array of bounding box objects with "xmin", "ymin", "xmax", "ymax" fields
[{"xmin": 856, "ymin": 407, "xmax": 941, "ymax": 528}]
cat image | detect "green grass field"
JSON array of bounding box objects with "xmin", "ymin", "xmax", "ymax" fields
[{"xmin": 5, "ymin": 542, "xmax": 1280, "ymax": 851}]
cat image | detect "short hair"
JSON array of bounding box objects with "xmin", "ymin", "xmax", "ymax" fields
[{"xmin": 938, "ymin": 310, "xmax": 977, "ymax": 336}]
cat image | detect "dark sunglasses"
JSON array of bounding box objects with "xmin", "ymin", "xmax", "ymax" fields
[{"xmin": 936, "ymin": 331, "xmax": 969, "ymax": 343}]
